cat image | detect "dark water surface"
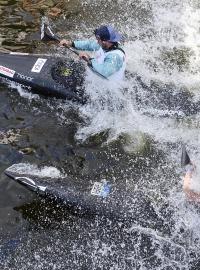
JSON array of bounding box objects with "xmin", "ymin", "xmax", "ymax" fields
[{"xmin": 1, "ymin": 1, "xmax": 200, "ymax": 269}]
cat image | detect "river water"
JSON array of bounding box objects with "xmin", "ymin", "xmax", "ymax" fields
[{"xmin": 1, "ymin": 0, "xmax": 200, "ymax": 269}]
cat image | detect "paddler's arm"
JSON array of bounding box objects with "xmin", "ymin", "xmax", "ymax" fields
[
  {"xmin": 89, "ymin": 53, "xmax": 124, "ymax": 78},
  {"xmin": 59, "ymin": 39, "xmax": 100, "ymax": 51},
  {"xmin": 73, "ymin": 40, "xmax": 100, "ymax": 51}
]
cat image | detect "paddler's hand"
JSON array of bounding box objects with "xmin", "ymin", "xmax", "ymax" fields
[
  {"xmin": 59, "ymin": 39, "xmax": 72, "ymax": 47},
  {"xmin": 79, "ymin": 52, "xmax": 90, "ymax": 62}
]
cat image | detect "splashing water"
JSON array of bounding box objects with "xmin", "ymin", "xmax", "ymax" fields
[
  {"xmin": 74, "ymin": 0, "xmax": 200, "ymax": 145},
  {"xmin": 2, "ymin": 1, "xmax": 200, "ymax": 269},
  {"xmin": 7, "ymin": 163, "xmax": 65, "ymax": 179}
]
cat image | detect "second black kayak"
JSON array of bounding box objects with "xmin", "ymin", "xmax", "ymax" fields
[
  {"xmin": 4, "ymin": 163, "xmax": 165, "ymax": 227},
  {"xmin": 0, "ymin": 51, "xmax": 86, "ymax": 102}
]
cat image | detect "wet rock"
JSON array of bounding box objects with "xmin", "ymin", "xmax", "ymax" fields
[
  {"xmin": 21, "ymin": 0, "xmax": 46, "ymax": 11},
  {"xmin": 16, "ymin": 31, "xmax": 27, "ymax": 42},
  {"xmin": 0, "ymin": 0, "xmax": 9, "ymax": 5},
  {"xmin": 0, "ymin": 47, "xmax": 10, "ymax": 53},
  {"xmin": 84, "ymin": 131, "xmax": 109, "ymax": 147},
  {"xmin": 121, "ymin": 132, "xmax": 152, "ymax": 155},
  {"xmin": 0, "ymin": 144, "xmax": 23, "ymax": 166},
  {"xmin": 0, "ymin": 129, "xmax": 21, "ymax": 145},
  {"xmin": 16, "ymin": 10, "xmax": 35, "ymax": 23},
  {"xmin": 48, "ymin": 7, "xmax": 62, "ymax": 18},
  {"xmin": 20, "ymin": 0, "xmax": 67, "ymax": 16},
  {"xmin": 19, "ymin": 147, "xmax": 35, "ymax": 155},
  {"xmin": 42, "ymin": 0, "xmax": 54, "ymax": 8}
]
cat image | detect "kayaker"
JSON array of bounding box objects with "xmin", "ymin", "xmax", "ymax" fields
[{"xmin": 59, "ymin": 25, "xmax": 126, "ymax": 81}]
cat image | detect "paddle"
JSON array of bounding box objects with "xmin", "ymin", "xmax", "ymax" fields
[
  {"xmin": 40, "ymin": 20, "xmax": 80, "ymax": 57},
  {"xmin": 40, "ymin": 17, "xmax": 108, "ymax": 80},
  {"xmin": 4, "ymin": 169, "xmax": 69, "ymax": 205},
  {"xmin": 4, "ymin": 170, "xmax": 46, "ymax": 192},
  {"xmin": 181, "ymin": 144, "xmax": 191, "ymax": 167}
]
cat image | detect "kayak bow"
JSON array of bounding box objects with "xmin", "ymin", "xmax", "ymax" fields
[
  {"xmin": 4, "ymin": 163, "xmax": 165, "ymax": 226},
  {"xmin": 0, "ymin": 51, "xmax": 86, "ymax": 102}
]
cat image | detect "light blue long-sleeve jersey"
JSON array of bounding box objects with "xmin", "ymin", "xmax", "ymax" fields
[{"xmin": 73, "ymin": 40, "xmax": 125, "ymax": 78}]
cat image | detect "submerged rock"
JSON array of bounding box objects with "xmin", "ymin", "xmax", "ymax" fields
[
  {"xmin": 19, "ymin": 147, "xmax": 35, "ymax": 155},
  {"xmin": 0, "ymin": 129, "xmax": 21, "ymax": 145},
  {"xmin": 0, "ymin": 144, "xmax": 23, "ymax": 166}
]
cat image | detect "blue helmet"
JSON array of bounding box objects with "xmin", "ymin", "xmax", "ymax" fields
[{"xmin": 94, "ymin": 25, "xmax": 122, "ymax": 42}]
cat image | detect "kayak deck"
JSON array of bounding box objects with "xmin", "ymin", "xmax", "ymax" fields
[{"xmin": 0, "ymin": 52, "xmax": 86, "ymax": 102}]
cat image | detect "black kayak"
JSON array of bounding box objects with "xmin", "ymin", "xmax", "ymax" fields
[
  {"xmin": 0, "ymin": 51, "xmax": 86, "ymax": 102},
  {"xmin": 4, "ymin": 163, "xmax": 165, "ymax": 227}
]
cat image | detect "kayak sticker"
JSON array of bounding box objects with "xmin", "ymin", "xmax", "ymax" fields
[
  {"xmin": 31, "ymin": 58, "xmax": 47, "ymax": 73},
  {"xmin": 91, "ymin": 182, "xmax": 111, "ymax": 198},
  {"xmin": 17, "ymin": 73, "xmax": 33, "ymax": 82},
  {"xmin": 0, "ymin": 66, "xmax": 15, "ymax": 78}
]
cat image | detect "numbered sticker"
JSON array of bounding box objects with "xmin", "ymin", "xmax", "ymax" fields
[
  {"xmin": 91, "ymin": 182, "xmax": 111, "ymax": 198},
  {"xmin": 31, "ymin": 58, "xmax": 47, "ymax": 73}
]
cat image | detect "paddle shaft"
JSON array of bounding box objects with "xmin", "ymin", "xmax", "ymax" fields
[{"xmin": 47, "ymin": 32, "xmax": 91, "ymax": 62}]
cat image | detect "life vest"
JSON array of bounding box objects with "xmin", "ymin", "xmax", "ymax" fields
[{"xmin": 95, "ymin": 47, "xmax": 126, "ymax": 81}]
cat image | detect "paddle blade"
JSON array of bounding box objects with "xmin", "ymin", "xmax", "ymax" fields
[
  {"xmin": 181, "ymin": 145, "xmax": 191, "ymax": 167},
  {"xmin": 40, "ymin": 18, "xmax": 60, "ymax": 42}
]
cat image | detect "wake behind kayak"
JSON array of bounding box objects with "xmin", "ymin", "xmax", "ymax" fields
[
  {"xmin": 4, "ymin": 163, "xmax": 165, "ymax": 228},
  {"xmin": 0, "ymin": 52, "xmax": 86, "ymax": 102}
]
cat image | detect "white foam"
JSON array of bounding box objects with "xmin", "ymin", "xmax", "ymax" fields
[
  {"xmin": 8, "ymin": 80, "xmax": 40, "ymax": 100},
  {"xmin": 7, "ymin": 163, "xmax": 65, "ymax": 179},
  {"xmin": 73, "ymin": 0, "xmax": 200, "ymax": 146}
]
